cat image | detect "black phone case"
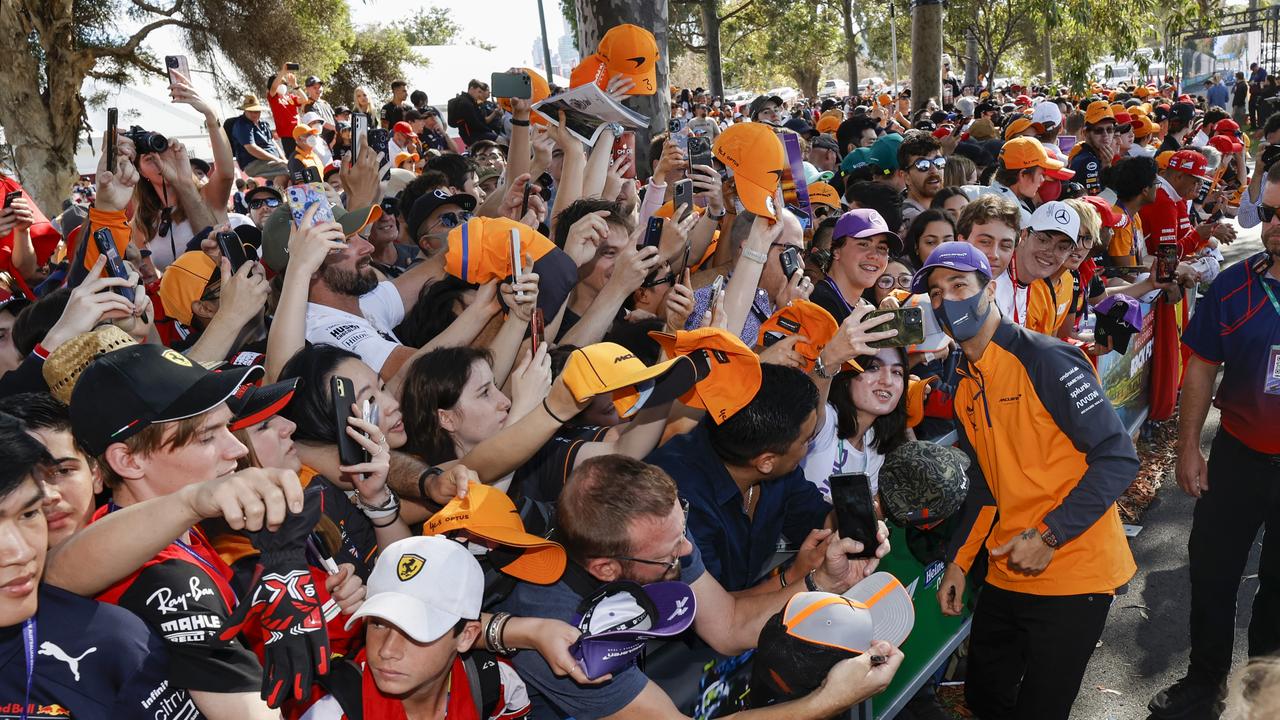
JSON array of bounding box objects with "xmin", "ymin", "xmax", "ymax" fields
[
  {"xmin": 330, "ymin": 376, "xmax": 368, "ymax": 467},
  {"xmin": 779, "ymin": 246, "xmax": 801, "ymax": 280},
  {"xmin": 687, "ymin": 137, "xmax": 712, "ymax": 168},
  {"xmin": 830, "ymin": 473, "xmax": 878, "ymax": 559},
  {"xmin": 217, "ymin": 231, "xmax": 248, "ymax": 273}
]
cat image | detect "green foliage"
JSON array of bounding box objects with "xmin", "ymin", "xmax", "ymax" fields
[
  {"xmin": 403, "ymin": 5, "xmax": 462, "ymax": 46},
  {"xmin": 328, "ymin": 24, "xmax": 421, "ymax": 109}
]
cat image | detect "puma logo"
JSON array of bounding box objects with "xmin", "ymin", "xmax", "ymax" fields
[{"xmin": 38, "ymin": 641, "xmax": 97, "ymax": 682}]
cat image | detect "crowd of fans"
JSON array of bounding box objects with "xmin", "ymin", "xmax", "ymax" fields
[{"xmin": 0, "ymin": 20, "xmax": 1278, "ymax": 720}]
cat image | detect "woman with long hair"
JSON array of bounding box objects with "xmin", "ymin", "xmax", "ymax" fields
[
  {"xmin": 353, "ymin": 86, "xmax": 378, "ymax": 118},
  {"xmin": 902, "ymin": 209, "xmax": 956, "ymax": 269}
]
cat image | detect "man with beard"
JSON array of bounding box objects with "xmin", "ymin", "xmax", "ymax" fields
[
  {"xmin": 898, "ymin": 130, "xmax": 946, "ymax": 234},
  {"xmin": 1148, "ymin": 169, "xmax": 1280, "ymax": 720},
  {"xmin": 260, "ymin": 201, "xmax": 439, "ymax": 381}
]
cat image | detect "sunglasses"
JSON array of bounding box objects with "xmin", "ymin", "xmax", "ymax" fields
[
  {"xmin": 910, "ymin": 157, "xmax": 947, "ymax": 173},
  {"xmin": 612, "ymin": 499, "xmax": 690, "ymax": 572},
  {"xmin": 876, "ymin": 273, "xmax": 914, "ymax": 290},
  {"xmin": 1261, "ymin": 203, "xmax": 1279, "ymax": 223},
  {"xmin": 249, "ymin": 197, "xmax": 282, "ymax": 210},
  {"xmin": 1089, "ymin": 125, "xmax": 1117, "ymax": 135},
  {"xmin": 433, "ymin": 210, "xmax": 473, "ymax": 229}
]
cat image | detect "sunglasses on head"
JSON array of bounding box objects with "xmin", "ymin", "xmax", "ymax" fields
[
  {"xmin": 911, "ymin": 156, "xmax": 947, "ymax": 172},
  {"xmin": 249, "ymin": 197, "xmax": 281, "ymax": 210}
]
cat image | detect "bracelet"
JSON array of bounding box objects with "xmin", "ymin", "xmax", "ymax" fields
[
  {"xmin": 706, "ymin": 207, "xmax": 727, "ymax": 220},
  {"xmin": 356, "ymin": 487, "xmax": 400, "ymax": 520},
  {"xmin": 778, "ymin": 568, "xmax": 789, "ymax": 589},
  {"xmin": 487, "ymin": 611, "xmax": 513, "ymax": 654},
  {"xmin": 511, "ymin": 118, "xmax": 531, "ymax": 127},
  {"xmin": 542, "ymin": 397, "xmax": 569, "ymax": 424},
  {"xmin": 741, "ymin": 247, "xmax": 768, "ymax": 264},
  {"xmin": 496, "ymin": 612, "xmax": 515, "ymax": 656},
  {"xmin": 417, "ymin": 466, "xmax": 443, "ymax": 500},
  {"xmin": 370, "ymin": 508, "xmax": 400, "ymax": 527},
  {"xmin": 804, "ymin": 571, "xmax": 824, "ymax": 593},
  {"xmin": 32, "ymin": 343, "xmax": 50, "ymax": 360}
]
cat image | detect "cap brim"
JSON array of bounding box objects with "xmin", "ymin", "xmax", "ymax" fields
[
  {"xmin": 1037, "ymin": 156, "xmax": 1067, "ymax": 172},
  {"xmin": 585, "ymin": 581, "xmax": 697, "ymax": 640},
  {"xmin": 842, "ymin": 572, "xmax": 915, "ymax": 648},
  {"xmin": 228, "ymin": 378, "xmax": 299, "ymax": 432},
  {"xmin": 851, "ymin": 228, "xmax": 903, "ymax": 256},
  {"xmin": 338, "ymin": 205, "xmax": 383, "ymax": 237},
  {"xmin": 612, "ymin": 354, "xmax": 703, "ymax": 418},
  {"xmin": 345, "ymin": 592, "xmax": 461, "ymax": 644},
  {"xmin": 1045, "ymin": 166, "xmax": 1075, "ymax": 181},
  {"xmin": 158, "ymin": 364, "xmax": 263, "ymax": 424},
  {"xmin": 489, "ymin": 543, "xmax": 567, "ymax": 585},
  {"xmin": 736, "ymin": 178, "xmax": 779, "ymax": 220},
  {"xmin": 616, "ymin": 67, "xmax": 657, "ymax": 96}
]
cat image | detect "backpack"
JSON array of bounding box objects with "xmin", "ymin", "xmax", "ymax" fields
[
  {"xmin": 320, "ymin": 650, "xmax": 503, "ymax": 719},
  {"xmin": 224, "ymin": 116, "xmax": 246, "ymax": 163}
]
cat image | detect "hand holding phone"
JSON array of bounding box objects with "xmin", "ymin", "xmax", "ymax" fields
[
  {"xmin": 3, "ymin": 191, "xmax": 21, "ymax": 209},
  {"xmin": 866, "ymin": 307, "xmax": 925, "ymax": 348},
  {"xmin": 105, "ymin": 108, "xmax": 119, "ymax": 174},
  {"xmin": 686, "ymin": 136, "xmax": 713, "ymax": 170},
  {"xmin": 829, "ymin": 473, "xmax": 878, "ymax": 559},
  {"xmin": 331, "ymin": 376, "xmax": 369, "ymax": 467},
  {"xmin": 673, "ymin": 179, "xmax": 694, "ymax": 220},
  {"xmin": 216, "ymin": 231, "xmax": 249, "ymax": 273},
  {"xmin": 165, "ymin": 55, "xmax": 190, "ymax": 86},
  {"xmin": 510, "ymin": 229, "xmax": 526, "ymax": 300},
  {"xmin": 93, "ymin": 228, "xmax": 135, "ymax": 304},
  {"xmin": 1156, "ymin": 243, "xmax": 1180, "ymax": 284},
  {"xmin": 779, "ymin": 245, "xmax": 801, "ymax": 281}
]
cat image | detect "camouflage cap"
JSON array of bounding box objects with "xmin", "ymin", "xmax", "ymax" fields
[{"xmin": 878, "ymin": 441, "xmax": 970, "ymax": 528}]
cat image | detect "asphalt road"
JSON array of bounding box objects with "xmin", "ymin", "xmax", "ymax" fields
[{"xmin": 1070, "ymin": 220, "xmax": 1265, "ymax": 720}]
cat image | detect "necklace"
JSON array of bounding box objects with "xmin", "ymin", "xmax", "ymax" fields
[{"xmin": 743, "ymin": 485, "xmax": 755, "ymax": 513}]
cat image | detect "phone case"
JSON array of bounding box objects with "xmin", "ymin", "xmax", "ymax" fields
[
  {"xmin": 94, "ymin": 228, "xmax": 135, "ymax": 303},
  {"xmin": 829, "ymin": 473, "xmax": 878, "ymax": 559},
  {"xmin": 779, "ymin": 246, "xmax": 801, "ymax": 280},
  {"xmin": 674, "ymin": 179, "xmax": 694, "ymax": 217},
  {"xmin": 217, "ymin": 231, "xmax": 248, "ymax": 273},
  {"xmin": 867, "ymin": 307, "xmax": 926, "ymax": 349},
  {"xmin": 331, "ymin": 376, "xmax": 368, "ymax": 467},
  {"xmin": 286, "ymin": 186, "xmax": 335, "ymax": 227}
]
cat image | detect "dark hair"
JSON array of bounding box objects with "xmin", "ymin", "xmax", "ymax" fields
[
  {"xmin": 603, "ymin": 317, "xmax": 664, "ymax": 366},
  {"xmin": 1104, "ymin": 156, "xmax": 1159, "ymax": 201},
  {"xmin": 0, "ymin": 411, "xmax": 52, "ymax": 501},
  {"xmin": 279, "ymin": 345, "xmax": 363, "ymax": 445},
  {"xmin": 13, "ymin": 287, "xmax": 71, "ymax": 356},
  {"xmin": 993, "ymin": 165, "xmax": 1038, "ymax": 188},
  {"xmin": 841, "ymin": 182, "xmax": 902, "ymax": 245},
  {"xmin": 897, "ymin": 130, "xmax": 942, "ymax": 169},
  {"xmin": 424, "ymin": 153, "xmax": 477, "ymax": 190},
  {"xmin": 836, "ymin": 116, "xmax": 878, "ymax": 154},
  {"xmin": 396, "ymin": 275, "xmax": 475, "ymax": 348},
  {"xmin": 930, "ymin": 186, "xmax": 968, "ymax": 211},
  {"xmin": 0, "ymin": 393, "xmax": 94, "ymax": 465},
  {"xmin": 1264, "ymin": 112, "xmax": 1280, "ymax": 138},
  {"xmin": 1204, "ymin": 107, "xmax": 1228, "ymax": 127},
  {"xmin": 391, "ymin": 80, "xmax": 407, "ymax": 90},
  {"xmin": 469, "ymin": 139, "xmax": 502, "ymax": 157},
  {"xmin": 553, "ymin": 198, "xmax": 633, "ymax": 247},
  {"xmin": 468, "ymin": 79, "xmax": 489, "ymax": 91},
  {"xmin": 398, "ymin": 170, "xmax": 452, "ymax": 224},
  {"xmin": 903, "ymin": 209, "xmax": 955, "ymax": 268},
  {"xmin": 410, "ymin": 90, "xmax": 428, "ymax": 106},
  {"xmin": 399, "ymin": 347, "xmax": 493, "ymax": 464},
  {"xmin": 830, "ymin": 349, "xmax": 909, "ymax": 455},
  {"xmin": 707, "ymin": 364, "xmax": 818, "ymax": 466}
]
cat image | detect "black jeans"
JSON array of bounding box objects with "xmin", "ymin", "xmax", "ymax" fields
[
  {"xmin": 1186, "ymin": 429, "xmax": 1280, "ymax": 685},
  {"xmin": 965, "ymin": 585, "xmax": 1112, "ymax": 720}
]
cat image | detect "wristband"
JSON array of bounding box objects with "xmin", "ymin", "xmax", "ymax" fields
[
  {"xmin": 32, "ymin": 343, "xmax": 50, "ymax": 361},
  {"xmin": 543, "ymin": 397, "xmax": 569, "ymax": 424},
  {"xmin": 804, "ymin": 571, "xmax": 824, "ymax": 593},
  {"xmin": 370, "ymin": 509, "xmax": 401, "ymax": 527},
  {"xmin": 741, "ymin": 248, "xmax": 768, "ymax": 264},
  {"xmin": 417, "ymin": 466, "xmax": 443, "ymax": 501},
  {"xmin": 356, "ymin": 487, "xmax": 400, "ymax": 520},
  {"xmin": 706, "ymin": 207, "xmax": 727, "ymax": 219},
  {"xmin": 511, "ymin": 118, "xmax": 531, "ymax": 127},
  {"xmin": 778, "ymin": 568, "xmax": 789, "ymax": 588}
]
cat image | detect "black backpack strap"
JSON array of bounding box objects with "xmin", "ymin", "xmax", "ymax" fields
[
  {"xmin": 462, "ymin": 650, "xmax": 504, "ymax": 718},
  {"xmin": 317, "ymin": 658, "xmax": 365, "ymax": 720}
]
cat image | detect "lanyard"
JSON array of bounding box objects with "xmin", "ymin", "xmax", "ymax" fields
[
  {"xmin": 108, "ymin": 501, "xmax": 221, "ymax": 578},
  {"xmin": 823, "ymin": 277, "xmax": 855, "ymax": 315},
  {"xmin": 1262, "ymin": 275, "xmax": 1280, "ymax": 320},
  {"xmin": 21, "ymin": 617, "xmax": 36, "ymax": 720}
]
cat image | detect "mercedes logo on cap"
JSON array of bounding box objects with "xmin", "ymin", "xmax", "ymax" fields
[{"xmin": 1054, "ymin": 208, "xmax": 1070, "ymax": 225}]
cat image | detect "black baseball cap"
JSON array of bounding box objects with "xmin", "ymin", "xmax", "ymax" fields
[
  {"xmin": 305, "ymin": 75, "xmax": 323, "ymax": 87},
  {"xmin": 190, "ymin": 158, "xmax": 211, "ymax": 175},
  {"xmin": 408, "ymin": 189, "xmax": 477, "ymax": 241},
  {"xmin": 333, "ymin": 105, "xmax": 351, "ymax": 116},
  {"xmin": 227, "ymin": 377, "xmax": 299, "ymax": 432},
  {"xmin": 783, "ymin": 117, "xmax": 817, "ymax": 138},
  {"xmin": 244, "ymin": 185, "xmax": 283, "ymax": 204},
  {"xmin": 70, "ymin": 344, "xmax": 263, "ymax": 456},
  {"xmin": 1170, "ymin": 101, "xmax": 1196, "ymax": 123},
  {"xmin": 749, "ymin": 94, "xmax": 784, "ymax": 120}
]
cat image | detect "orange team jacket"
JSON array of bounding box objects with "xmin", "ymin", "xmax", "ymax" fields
[
  {"xmin": 1024, "ymin": 270, "xmax": 1073, "ymax": 336},
  {"xmin": 947, "ymin": 321, "xmax": 1138, "ymax": 596}
]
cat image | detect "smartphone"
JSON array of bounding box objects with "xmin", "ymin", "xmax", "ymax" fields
[
  {"xmin": 285, "ymin": 62, "xmax": 300, "ymax": 71},
  {"xmin": 779, "ymin": 245, "xmax": 802, "ymax": 281},
  {"xmin": 642, "ymin": 216, "xmax": 664, "ymax": 249},
  {"xmin": 519, "ymin": 183, "xmax": 533, "ymax": 219},
  {"xmin": 351, "ymin": 112, "xmax": 368, "ymax": 165},
  {"xmin": 216, "ymin": 230, "xmax": 249, "ymax": 273},
  {"xmin": 330, "ymin": 376, "xmax": 368, "ymax": 467},
  {"xmin": 866, "ymin": 307, "xmax": 925, "ymax": 348},
  {"xmin": 668, "ymin": 118, "xmax": 682, "ymax": 134},
  {"xmin": 286, "ymin": 185, "xmax": 336, "ymax": 227},
  {"xmin": 490, "ymin": 71, "xmax": 533, "ymax": 99},
  {"xmin": 368, "ymin": 128, "xmax": 390, "ymax": 159},
  {"xmin": 674, "ymin": 178, "xmax": 694, "ymax": 220},
  {"xmin": 531, "ymin": 308, "xmax": 544, "ymax": 356},
  {"xmin": 1057, "ymin": 135, "xmax": 1077, "ymax": 153},
  {"xmin": 3, "ymin": 191, "xmax": 20, "ymax": 209},
  {"xmin": 165, "ymin": 55, "xmax": 190, "ymax": 86},
  {"xmin": 829, "ymin": 473, "xmax": 878, "ymax": 559},
  {"xmin": 106, "ymin": 107, "xmax": 118, "ymax": 174},
  {"xmin": 687, "ymin": 136, "xmax": 713, "ymax": 170},
  {"xmin": 612, "ymin": 131, "xmax": 637, "ymax": 179},
  {"xmin": 709, "ymin": 274, "xmax": 725, "ymax": 311},
  {"xmin": 510, "ymin": 228, "xmax": 525, "ymax": 300},
  {"xmin": 1156, "ymin": 243, "xmax": 1180, "ymax": 283},
  {"xmin": 93, "ymin": 228, "xmax": 134, "ymax": 303}
]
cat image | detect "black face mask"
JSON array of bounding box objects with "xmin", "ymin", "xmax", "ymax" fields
[{"xmin": 935, "ymin": 287, "xmax": 991, "ymax": 342}]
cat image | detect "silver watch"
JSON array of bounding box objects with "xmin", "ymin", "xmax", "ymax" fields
[{"xmin": 813, "ymin": 355, "xmax": 835, "ymax": 379}]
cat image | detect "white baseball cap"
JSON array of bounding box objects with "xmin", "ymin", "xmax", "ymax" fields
[
  {"xmin": 345, "ymin": 536, "xmax": 483, "ymax": 643},
  {"xmin": 301, "ymin": 111, "xmax": 324, "ymax": 126},
  {"xmin": 1028, "ymin": 200, "xmax": 1081, "ymax": 244},
  {"xmin": 1030, "ymin": 100, "xmax": 1063, "ymax": 132}
]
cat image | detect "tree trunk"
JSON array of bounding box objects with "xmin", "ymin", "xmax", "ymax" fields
[
  {"xmin": 841, "ymin": 0, "xmax": 859, "ymax": 94},
  {"xmin": 699, "ymin": 0, "xmax": 725, "ymax": 99},
  {"xmin": 1043, "ymin": 29, "xmax": 1053, "ymax": 85},
  {"xmin": 0, "ymin": 0, "xmax": 89, "ymax": 215},
  {"xmin": 965, "ymin": 30, "xmax": 978, "ymax": 87},
  {"xmin": 911, "ymin": 0, "xmax": 943, "ymax": 111},
  {"xmin": 576, "ymin": 0, "xmax": 669, "ymax": 175}
]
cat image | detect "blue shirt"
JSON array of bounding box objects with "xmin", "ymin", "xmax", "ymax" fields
[
  {"xmin": 1181, "ymin": 251, "xmax": 1280, "ymax": 454},
  {"xmin": 230, "ymin": 115, "xmax": 276, "ymax": 168},
  {"xmin": 647, "ymin": 423, "xmax": 832, "ymax": 591},
  {"xmin": 495, "ymin": 546, "xmax": 706, "ymax": 718},
  {"xmin": 1207, "ymin": 82, "xmax": 1230, "ymax": 108},
  {"xmin": 686, "ymin": 284, "xmax": 774, "ymax": 347},
  {"xmin": 0, "ymin": 584, "xmax": 200, "ymax": 719}
]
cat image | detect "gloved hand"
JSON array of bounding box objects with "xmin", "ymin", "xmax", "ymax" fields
[{"xmin": 220, "ymin": 484, "xmax": 330, "ymax": 707}]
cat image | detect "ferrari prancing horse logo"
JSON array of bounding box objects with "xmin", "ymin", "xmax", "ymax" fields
[{"xmin": 398, "ymin": 553, "xmax": 425, "ymax": 581}]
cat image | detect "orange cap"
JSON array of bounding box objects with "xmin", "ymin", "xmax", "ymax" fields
[
  {"xmin": 816, "ymin": 115, "xmax": 841, "ymax": 134},
  {"xmin": 561, "ymin": 342, "xmax": 703, "ymax": 418},
  {"xmin": 877, "ymin": 93, "xmax": 892, "ymax": 106},
  {"xmin": 648, "ymin": 327, "xmax": 762, "ymax": 423},
  {"xmin": 1004, "ymin": 117, "xmax": 1035, "ymax": 140},
  {"xmin": 497, "ymin": 68, "xmax": 552, "ymax": 125},
  {"xmin": 713, "ymin": 123, "xmax": 785, "ymax": 220},
  {"xmin": 807, "ymin": 182, "xmax": 841, "ymax": 210},
  {"xmin": 570, "ymin": 53, "xmax": 606, "ymax": 90},
  {"xmin": 597, "ymin": 24, "xmax": 660, "ymax": 95},
  {"xmin": 999, "ymin": 137, "xmax": 1068, "ymax": 175},
  {"xmin": 292, "ymin": 123, "xmax": 319, "ymax": 140},
  {"xmin": 1084, "ymin": 100, "xmax": 1115, "ymax": 126},
  {"xmin": 904, "ymin": 375, "xmax": 938, "ymax": 428},
  {"xmin": 1155, "ymin": 150, "xmax": 1175, "ymax": 169},
  {"xmin": 158, "ymin": 251, "xmax": 217, "ymax": 327},
  {"xmin": 424, "ymin": 483, "xmax": 566, "ymax": 584},
  {"xmin": 756, "ymin": 300, "xmax": 838, "ymax": 373},
  {"xmin": 1134, "ymin": 116, "xmax": 1158, "ymax": 138},
  {"xmin": 444, "ymin": 217, "xmax": 555, "ymax": 285}
]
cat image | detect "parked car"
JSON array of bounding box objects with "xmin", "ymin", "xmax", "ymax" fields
[{"xmin": 819, "ymin": 78, "xmax": 850, "ymax": 98}]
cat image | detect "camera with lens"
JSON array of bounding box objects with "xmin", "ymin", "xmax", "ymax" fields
[{"xmin": 124, "ymin": 126, "xmax": 169, "ymax": 155}]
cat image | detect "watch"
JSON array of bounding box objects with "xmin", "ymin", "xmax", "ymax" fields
[
  {"xmin": 741, "ymin": 247, "xmax": 768, "ymax": 264},
  {"xmin": 604, "ymin": 122, "xmax": 624, "ymax": 137},
  {"xmin": 1039, "ymin": 526, "xmax": 1061, "ymax": 548},
  {"xmin": 813, "ymin": 355, "xmax": 835, "ymax": 379}
]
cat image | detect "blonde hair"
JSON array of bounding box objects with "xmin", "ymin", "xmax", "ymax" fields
[
  {"xmin": 944, "ymin": 155, "xmax": 976, "ymax": 187},
  {"xmin": 1223, "ymin": 657, "xmax": 1280, "ymax": 719},
  {"xmin": 353, "ymin": 85, "xmax": 378, "ymax": 115},
  {"xmin": 1064, "ymin": 198, "xmax": 1100, "ymax": 248}
]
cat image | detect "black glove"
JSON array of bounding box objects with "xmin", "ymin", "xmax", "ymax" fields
[{"xmin": 220, "ymin": 484, "xmax": 329, "ymax": 708}]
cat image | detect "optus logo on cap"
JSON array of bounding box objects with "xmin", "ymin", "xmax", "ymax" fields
[{"xmin": 397, "ymin": 553, "xmax": 426, "ymax": 581}]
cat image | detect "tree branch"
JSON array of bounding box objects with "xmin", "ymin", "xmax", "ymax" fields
[
  {"xmin": 91, "ymin": 17, "xmax": 190, "ymax": 59},
  {"xmin": 129, "ymin": 0, "xmax": 183, "ymax": 16},
  {"xmin": 719, "ymin": 0, "xmax": 756, "ymax": 22}
]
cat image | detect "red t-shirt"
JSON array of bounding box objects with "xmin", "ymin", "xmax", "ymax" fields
[{"xmin": 268, "ymin": 89, "xmax": 304, "ymax": 137}]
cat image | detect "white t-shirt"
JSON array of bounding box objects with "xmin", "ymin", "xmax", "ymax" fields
[
  {"xmin": 306, "ymin": 282, "xmax": 406, "ymax": 373},
  {"xmin": 994, "ymin": 270, "xmax": 1015, "ymax": 320},
  {"xmin": 803, "ymin": 403, "xmax": 884, "ymax": 502},
  {"xmin": 146, "ymin": 217, "xmax": 197, "ymax": 272}
]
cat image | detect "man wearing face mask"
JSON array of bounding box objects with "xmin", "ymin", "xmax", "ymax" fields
[{"xmin": 921, "ymin": 242, "xmax": 1138, "ymax": 720}]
